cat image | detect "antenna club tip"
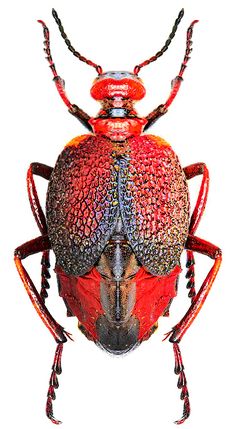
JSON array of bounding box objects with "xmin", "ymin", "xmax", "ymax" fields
[{"xmin": 191, "ymin": 19, "xmax": 199, "ymax": 26}]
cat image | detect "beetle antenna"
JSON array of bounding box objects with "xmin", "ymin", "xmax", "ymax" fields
[
  {"xmin": 52, "ymin": 9, "xmax": 103, "ymax": 74},
  {"xmin": 133, "ymin": 9, "xmax": 184, "ymax": 74}
]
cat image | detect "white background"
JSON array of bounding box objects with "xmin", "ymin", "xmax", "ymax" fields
[{"xmin": 1, "ymin": 0, "xmax": 235, "ymax": 428}]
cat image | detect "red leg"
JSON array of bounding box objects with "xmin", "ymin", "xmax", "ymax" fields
[
  {"xmin": 46, "ymin": 343, "xmax": 64, "ymax": 425},
  {"xmin": 27, "ymin": 163, "xmax": 52, "ymax": 233},
  {"xmin": 184, "ymin": 163, "xmax": 209, "ymax": 235},
  {"xmin": 144, "ymin": 20, "xmax": 198, "ymax": 130},
  {"xmin": 164, "ymin": 235, "xmax": 222, "ymax": 424},
  {"xmin": 27, "ymin": 162, "xmax": 53, "ymax": 302},
  {"xmin": 172, "ymin": 343, "xmax": 190, "ymax": 424},
  {"xmin": 14, "ymin": 235, "xmax": 69, "ymax": 342},
  {"xmin": 184, "ymin": 163, "xmax": 209, "ymax": 301},
  {"xmin": 37, "ymin": 19, "xmax": 92, "ymax": 131},
  {"xmin": 168, "ymin": 235, "xmax": 222, "ymax": 342},
  {"xmin": 14, "ymin": 235, "xmax": 72, "ymax": 423}
]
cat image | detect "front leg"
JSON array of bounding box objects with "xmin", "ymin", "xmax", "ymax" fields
[
  {"xmin": 144, "ymin": 19, "xmax": 198, "ymax": 131},
  {"xmin": 38, "ymin": 20, "xmax": 92, "ymax": 131}
]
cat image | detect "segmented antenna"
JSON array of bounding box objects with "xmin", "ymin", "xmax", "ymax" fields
[
  {"xmin": 133, "ymin": 9, "xmax": 184, "ymax": 74},
  {"xmin": 52, "ymin": 9, "xmax": 103, "ymax": 74}
]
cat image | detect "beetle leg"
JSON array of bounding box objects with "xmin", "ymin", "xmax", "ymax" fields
[
  {"xmin": 46, "ymin": 343, "xmax": 64, "ymax": 424},
  {"xmin": 144, "ymin": 20, "xmax": 198, "ymax": 130},
  {"xmin": 184, "ymin": 163, "xmax": 210, "ymax": 301},
  {"xmin": 164, "ymin": 235, "xmax": 221, "ymax": 424},
  {"xmin": 166, "ymin": 234, "xmax": 222, "ymax": 342},
  {"xmin": 184, "ymin": 163, "xmax": 209, "ymax": 235},
  {"xmin": 172, "ymin": 342, "xmax": 190, "ymax": 424},
  {"xmin": 38, "ymin": 20, "xmax": 92, "ymax": 131},
  {"xmin": 27, "ymin": 162, "xmax": 53, "ymax": 302},
  {"xmin": 14, "ymin": 235, "xmax": 69, "ymax": 343},
  {"xmin": 14, "ymin": 235, "xmax": 72, "ymax": 424},
  {"xmin": 27, "ymin": 163, "xmax": 52, "ymax": 233}
]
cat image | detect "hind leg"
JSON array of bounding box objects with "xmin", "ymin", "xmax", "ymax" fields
[{"xmin": 164, "ymin": 235, "xmax": 222, "ymax": 424}]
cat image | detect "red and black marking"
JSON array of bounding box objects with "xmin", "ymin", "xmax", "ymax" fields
[
  {"xmin": 47, "ymin": 134, "xmax": 188, "ymax": 354},
  {"xmin": 14, "ymin": 8, "xmax": 222, "ymax": 425},
  {"xmin": 46, "ymin": 135, "xmax": 119, "ymax": 276},
  {"xmin": 47, "ymin": 135, "xmax": 189, "ymax": 278}
]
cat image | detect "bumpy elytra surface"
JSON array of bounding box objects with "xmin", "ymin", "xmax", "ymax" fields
[
  {"xmin": 119, "ymin": 135, "xmax": 190, "ymax": 275},
  {"xmin": 46, "ymin": 135, "xmax": 119, "ymax": 276},
  {"xmin": 46, "ymin": 134, "xmax": 189, "ymax": 277}
]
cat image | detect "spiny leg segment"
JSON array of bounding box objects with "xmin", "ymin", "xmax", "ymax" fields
[
  {"xmin": 184, "ymin": 163, "xmax": 209, "ymax": 302},
  {"xmin": 14, "ymin": 235, "xmax": 72, "ymax": 424},
  {"xmin": 27, "ymin": 163, "xmax": 53, "ymax": 302},
  {"xmin": 173, "ymin": 343, "xmax": 189, "ymax": 424},
  {"xmin": 46, "ymin": 343, "xmax": 64, "ymax": 425},
  {"xmin": 164, "ymin": 235, "xmax": 221, "ymax": 424}
]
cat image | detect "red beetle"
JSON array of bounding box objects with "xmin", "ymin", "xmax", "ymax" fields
[{"xmin": 14, "ymin": 8, "xmax": 222, "ymax": 425}]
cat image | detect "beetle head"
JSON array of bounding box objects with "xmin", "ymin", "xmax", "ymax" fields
[
  {"xmin": 90, "ymin": 71, "xmax": 146, "ymax": 106},
  {"xmin": 52, "ymin": 8, "xmax": 184, "ymax": 91}
]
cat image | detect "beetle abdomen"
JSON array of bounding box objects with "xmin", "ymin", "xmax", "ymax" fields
[{"xmin": 56, "ymin": 262, "xmax": 180, "ymax": 352}]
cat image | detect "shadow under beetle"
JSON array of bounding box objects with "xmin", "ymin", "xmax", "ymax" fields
[{"xmin": 15, "ymin": 8, "xmax": 222, "ymax": 425}]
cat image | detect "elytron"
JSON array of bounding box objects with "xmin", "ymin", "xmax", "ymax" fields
[{"xmin": 15, "ymin": 8, "xmax": 222, "ymax": 425}]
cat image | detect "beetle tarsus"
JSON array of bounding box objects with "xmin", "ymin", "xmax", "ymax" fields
[
  {"xmin": 64, "ymin": 330, "xmax": 74, "ymax": 341},
  {"xmin": 162, "ymin": 329, "xmax": 172, "ymax": 342},
  {"xmin": 174, "ymin": 397, "xmax": 190, "ymax": 425},
  {"xmin": 186, "ymin": 250, "xmax": 196, "ymax": 302},
  {"xmin": 185, "ymin": 251, "xmax": 196, "ymax": 301},
  {"xmin": 40, "ymin": 250, "xmax": 51, "ymax": 302},
  {"xmin": 172, "ymin": 343, "xmax": 191, "ymax": 425},
  {"xmin": 46, "ymin": 343, "xmax": 64, "ymax": 425}
]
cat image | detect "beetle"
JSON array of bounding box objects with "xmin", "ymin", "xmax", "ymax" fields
[{"xmin": 14, "ymin": 8, "xmax": 222, "ymax": 425}]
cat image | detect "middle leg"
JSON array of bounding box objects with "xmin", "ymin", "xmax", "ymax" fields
[
  {"xmin": 14, "ymin": 234, "xmax": 71, "ymax": 423},
  {"xmin": 184, "ymin": 163, "xmax": 209, "ymax": 301},
  {"xmin": 27, "ymin": 162, "xmax": 53, "ymax": 301}
]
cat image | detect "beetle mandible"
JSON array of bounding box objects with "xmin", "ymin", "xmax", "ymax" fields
[{"xmin": 14, "ymin": 8, "xmax": 222, "ymax": 425}]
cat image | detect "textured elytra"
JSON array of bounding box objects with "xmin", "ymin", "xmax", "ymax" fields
[
  {"xmin": 119, "ymin": 135, "xmax": 190, "ymax": 275},
  {"xmin": 46, "ymin": 134, "xmax": 189, "ymax": 277},
  {"xmin": 46, "ymin": 135, "xmax": 119, "ymax": 276}
]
